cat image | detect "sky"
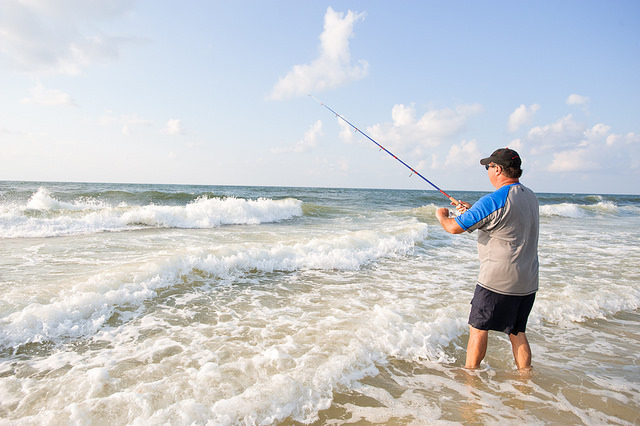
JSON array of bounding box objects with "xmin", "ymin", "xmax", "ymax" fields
[{"xmin": 1, "ymin": 1, "xmax": 639, "ymax": 195}]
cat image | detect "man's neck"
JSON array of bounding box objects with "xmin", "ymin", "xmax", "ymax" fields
[{"xmin": 495, "ymin": 178, "xmax": 519, "ymax": 189}]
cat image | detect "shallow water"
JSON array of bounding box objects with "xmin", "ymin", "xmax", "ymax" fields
[{"xmin": 1, "ymin": 182, "xmax": 639, "ymax": 424}]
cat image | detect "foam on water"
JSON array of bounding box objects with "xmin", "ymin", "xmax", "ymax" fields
[
  {"xmin": 24, "ymin": 188, "xmax": 109, "ymax": 211},
  {"xmin": 0, "ymin": 276, "xmax": 467, "ymax": 424},
  {"xmin": 533, "ymin": 282, "xmax": 640, "ymax": 325},
  {"xmin": 0, "ymin": 220, "xmax": 429, "ymax": 350},
  {"xmin": 539, "ymin": 201, "xmax": 621, "ymax": 218},
  {"xmin": 1, "ymin": 183, "xmax": 639, "ymax": 425},
  {"xmin": 0, "ymin": 188, "xmax": 303, "ymax": 238}
]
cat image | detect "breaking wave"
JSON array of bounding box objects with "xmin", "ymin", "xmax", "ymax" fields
[{"xmin": 0, "ymin": 187, "xmax": 303, "ymax": 238}]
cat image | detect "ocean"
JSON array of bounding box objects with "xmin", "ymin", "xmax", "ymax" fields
[{"xmin": 0, "ymin": 181, "xmax": 638, "ymax": 425}]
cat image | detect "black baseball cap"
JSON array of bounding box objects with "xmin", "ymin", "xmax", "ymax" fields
[{"xmin": 480, "ymin": 148, "xmax": 522, "ymax": 168}]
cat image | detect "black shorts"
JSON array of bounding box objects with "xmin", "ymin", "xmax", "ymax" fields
[{"xmin": 468, "ymin": 285, "xmax": 536, "ymax": 335}]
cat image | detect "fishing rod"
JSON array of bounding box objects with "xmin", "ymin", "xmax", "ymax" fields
[{"xmin": 310, "ymin": 94, "xmax": 459, "ymax": 206}]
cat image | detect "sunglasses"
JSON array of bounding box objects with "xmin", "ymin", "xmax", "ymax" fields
[{"xmin": 485, "ymin": 164, "xmax": 497, "ymax": 170}]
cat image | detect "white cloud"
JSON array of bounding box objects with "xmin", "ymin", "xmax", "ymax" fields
[
  {"xmin": 337, "ymin": 118, "xmax": 357, "ymax": 144},
  {"xmin": 444, "ymin": 139, "xmax": 483, "ymax": 168},
  {"xmin": 272, "ymin": 120, "xmax": 323, "ymax": 153},
  {"xmin": 0, "ymin": 0, "xmax": 136, "ymax": 75},
  {"xmin": 98, "ymin": 111, "xmax": 153, "ymax": 135},
  {"xmin": 540, "ymin": 122, "xmax": 638, "ymax": 173},
  {"xmin": 268, "ymin": 7, "xmax": 368, "ymax": 100},
  {"xmin": 526, "ymin": 115, "xmax": 594, "ymax": 170},
  {"xmin": 527, "ymin": 114, "xmax": 585, "ymax": 153},
  {"xmin": 507, "ymin": 138, "xmax": 523, "ymax": 151},
  {"xmin": 121, "ymin": 115, "xmax": 153, "ymax": 136},
  {"xmin": 549, "ymin": 148, "xmax": 601, "ymax": 172},
  {"xmin": 366, "ymin": 103, "xmax": 483, "ymax": 156},
  {"xmin": 0, "ymin": 122, "xmax": 22, "ymax": 135},
  {"xmin": 162, "ymin": 119, "xmax": 186, "ymax": 136},
  {"xmin": 21, "ymin": 82, "xmax": 77, "ymax": 106},
  {"xmin": 566, "ymin": 94, "xmax": 590, "ymax": 105},
  {"xmin": 584, "ymin": 123, "xmax": 610, "ymax": 143},
  {"xmin": 508, "ymin": 103, "xmax": 540, "ymax": 132},
  {"xmin": 430, "ymin": 153, "xmax": 439, "ymax": 170},
  {"xmin": 606, "ymin": 131, "xmax": 640, "ymax": 147},
  {"xmin": 514, "ymin": 104, "xmax": 628, "ymax": 177},
  {"xmin": 391, "ymin": 104, "xmax": 416, "ymax": 127},
  {"xmin": 335, "ymin": 157, "xmax": 350, "ymax": 172}
]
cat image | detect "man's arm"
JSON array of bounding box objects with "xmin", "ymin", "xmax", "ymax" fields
[{"xmin": 436, "ymin": 208, "xmax": 466, "ymax": 234}]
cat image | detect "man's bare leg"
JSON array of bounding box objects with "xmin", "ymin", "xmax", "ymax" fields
[
  {"xmin": 465, "ymin": 326, "xmax": 488, "ymax": 369},
  {"xmin": 509, "ymin": 332, "xmax": 532, "ymax": 370}
]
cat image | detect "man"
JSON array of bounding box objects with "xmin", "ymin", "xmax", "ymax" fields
[{"xmin": 435, "ymin": 148, "xmax": 539, "ymax": 371}]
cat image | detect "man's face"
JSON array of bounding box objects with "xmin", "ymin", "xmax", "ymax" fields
[{"xmin": 487, "ymin": 163, "xmax": 501, "ymax": 188}]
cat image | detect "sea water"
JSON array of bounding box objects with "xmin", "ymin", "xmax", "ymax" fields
[{"xmin": 0, "ymin": 181, "xmax": 638, "ymax": 425}]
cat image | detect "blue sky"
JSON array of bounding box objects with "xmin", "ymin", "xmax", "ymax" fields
[{"xmin": 1, "ymin": 1, "xmax": 639, "ymax": 194}]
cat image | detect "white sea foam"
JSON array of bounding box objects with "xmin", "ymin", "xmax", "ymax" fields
[
  {"xmin": 25, "ymin": 187, "xmax": 109, "ymax": 211},
  {"xmin": 0, "ymin": 189, "xmax": 303, "ymax": 238},
  {"xmin": 1, "ymin": 183, "xmax": 639, "ymax": 425},
  {"xmin": 539, "ymin": 202, "xmax": 586, "ymax": 218},
  {"xmin": 539, "ymin": 201, "xmax": 622, "ymax": 218},
  {"xmin": 0, "ymin": 221, "xmax": 429, "ymax": 349},
  {"xmin": 2, "ymin": 272, "xmax": 461, "ymax": 425},
  {"xmin": 532, "ymin": 282, "xmax": 640, "ymax": 325}
]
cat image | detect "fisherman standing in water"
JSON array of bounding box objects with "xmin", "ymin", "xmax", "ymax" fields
[{"xmin": 435, "ymin": 148, "xmax": 539, "ymax": 371}]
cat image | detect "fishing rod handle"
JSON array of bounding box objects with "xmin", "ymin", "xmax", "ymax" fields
[{"xmin": 448, "ymin": 196, "xmax": 460, "ymax": 206}]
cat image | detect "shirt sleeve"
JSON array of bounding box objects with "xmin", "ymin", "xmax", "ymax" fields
[{"xmin": 454, "ymin": 185, "xmax": 513, "ymax": 231}]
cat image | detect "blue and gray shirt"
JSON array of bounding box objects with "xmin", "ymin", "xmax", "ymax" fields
[{"xmin": 455, "ymin": 183, "xmax": 539, "ymax": 296}]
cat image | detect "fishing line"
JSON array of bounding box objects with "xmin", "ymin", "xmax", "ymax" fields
[{"xmin": 310, "ymin": 94, "xmax": 459, "ymax": 205}]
